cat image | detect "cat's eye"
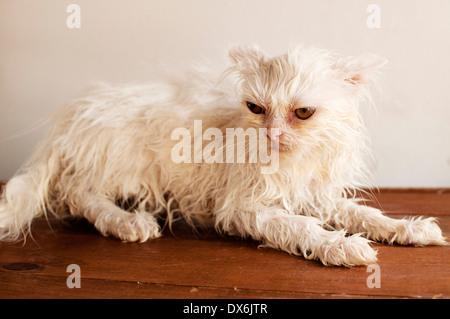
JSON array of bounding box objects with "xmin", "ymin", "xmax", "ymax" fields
[
  {"xmin": 246, "ymin": 102, "xmax": 265, "ymax": 114},
  {"xmin": 294, "ymin": 107, "xmax": 316, "ymax": 120}
]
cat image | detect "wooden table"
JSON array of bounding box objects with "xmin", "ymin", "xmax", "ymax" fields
[{"xmin": 0, "ymin": 189, "xmax": 449, "ymax": 299}]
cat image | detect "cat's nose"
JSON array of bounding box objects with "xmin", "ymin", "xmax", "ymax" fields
[{"xmin": 267, "ymin": 127, "xmax": 284, "ymax": 141}]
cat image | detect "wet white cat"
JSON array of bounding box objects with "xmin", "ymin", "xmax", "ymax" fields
[{"xmin": 0, "ymin": 44, "xmax": 445, "ymax": 266}]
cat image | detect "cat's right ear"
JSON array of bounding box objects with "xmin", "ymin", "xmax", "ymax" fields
[
  {"xmin": 334, "ymin": 54, "xmax": 387, "ymax": 89},
  {"xmin": 228, "ymin": 44, "xmax": 267, "ymax": 72}
]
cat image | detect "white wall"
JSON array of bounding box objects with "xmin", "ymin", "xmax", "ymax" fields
[{"xmin": 1, "ymin": 0, "xmax": 449, "ymax": 187}]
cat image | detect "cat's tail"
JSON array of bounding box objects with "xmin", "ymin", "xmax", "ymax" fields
[{"xmin": 0, "ymin": 162, "xmax": 54, "ymax": 242}]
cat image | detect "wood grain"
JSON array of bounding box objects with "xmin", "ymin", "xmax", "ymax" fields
[{"xmin": 0, "ymin": 181, "xmax": 449, "ymax": 299}]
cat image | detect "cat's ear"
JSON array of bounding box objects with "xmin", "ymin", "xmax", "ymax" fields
[
  {"xmin": 334, "ymin": 54, "xmax": 387, "ymax": 88},
  {"xmin": 228, "ymin": 44, "xmax": 267, "ymax": 71}
]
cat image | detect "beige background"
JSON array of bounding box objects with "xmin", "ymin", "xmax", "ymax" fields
[{"xmin": 0, "ymin": 0, "xmax": 449, "ymax": 187}]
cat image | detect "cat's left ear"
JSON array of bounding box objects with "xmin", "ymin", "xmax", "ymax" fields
[
  {"xmin": 228, "ymin": 44, "xmax": 267, "ymax": 72},
  {"xmin": 334, "ymin": 54, "xmax": 387, "ymax": 88}
]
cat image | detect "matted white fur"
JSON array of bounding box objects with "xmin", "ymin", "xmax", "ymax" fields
[{"xmin": 0, "ymin": 44, "xmax": 446, "ymax": 267}]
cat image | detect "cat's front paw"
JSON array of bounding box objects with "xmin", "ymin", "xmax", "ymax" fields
[
  {"xmin": 390, "ymin": 217, "xmax": 446, "ymax": 246},
  {"xmin": 318, "ymin": 233, "xmax": 377, "ymax": 267},
  {"xmin": 95, "ymin": 211, "xmax": 162, "ymax": 243}
]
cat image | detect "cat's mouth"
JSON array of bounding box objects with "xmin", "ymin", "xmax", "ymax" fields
[{"xmin": 270, "ymin": 141, "xmax": 292, "ymax": 153}]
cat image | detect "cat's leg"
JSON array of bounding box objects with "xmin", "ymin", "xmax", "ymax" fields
[
  {"xmin": 217, "ymin": 208, "xmax": 377, "ymax": 267},
  {"xmin": 70, "ymin": 192, "xmax": 161, "ymax": 242},
  {"xmin": 329, "ymin": 199, "xmax": 446, "ymax": 246}
]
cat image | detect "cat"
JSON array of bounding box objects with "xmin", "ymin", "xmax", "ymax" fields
[{"xmin": 0, "ymin": 44, "xmax": 446, "ymax": 266}]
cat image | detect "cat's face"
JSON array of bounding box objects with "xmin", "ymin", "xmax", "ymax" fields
[{"xmin": 229, "ymin": 44, "xmax": 386, "ymax": 158}]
